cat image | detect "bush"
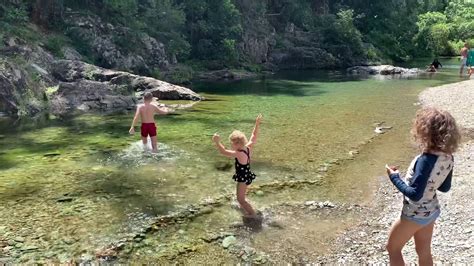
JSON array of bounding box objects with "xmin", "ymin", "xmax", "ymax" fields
[
  {"xmin": 151, "ymin": 68, "xmax": 163, "ymax": 80},
  {"xmin": 44, "ymin": 35, "xmax": 70, "ymax": 57},
  {"xmin": 166, "ymin": 65, "xmax": 194, "ymax": 84},
  {"xmin": 3, "ymin": 5, "xmax": 29, "ymax": 24}
]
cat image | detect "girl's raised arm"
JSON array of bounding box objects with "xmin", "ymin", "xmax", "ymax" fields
[
  {"xmin": 212, "ymin": 133, "xmax": 237, "ymax": 158},
  {"xmin": 247, "ymin": 114, "xmax": 262, "ymax": 148}
]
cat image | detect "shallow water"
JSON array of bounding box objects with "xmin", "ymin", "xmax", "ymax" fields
[{"xmin": 0, "ymin": 58, "xmax": 465, "ymax": 262}]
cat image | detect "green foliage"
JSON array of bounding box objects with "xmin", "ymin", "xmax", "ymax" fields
[
  {"xmin": 333, "ymin": 9, "xmax": 363, "ymax": 54},
  {"xmin": 45, "ymin": 86, "xmax": 59, "ymax": 98},
  {"xmin": 165, "ymin": 64, "xmax": 194, "ymax": 84},
  {"xmin": 3, "ymin": 0, "xmax": 473, "ymax": 73},
  {"xmin": 44, "ymin": 35, "xmax": 69, "ymax": 57},
  {"xmin": 151, "ymin": 68, "xmax": 163, "ymax": 80},
  {"xmin": 183, "ymin": 0, "xmax": 242, "ymax": 62},
  {"xmin": 104, "ymin": 0, "xmax": 138, "ymax": 20},
  {"xmin": 413, "ymin": 0, "xmax": 474, "ymax": 56},
  {"xmin": 2, "ymin": 4, "xmax": 29, "ymax": 24}
]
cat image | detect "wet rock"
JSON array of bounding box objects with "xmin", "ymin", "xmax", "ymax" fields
[
  {"xmin": 256, "ymin": 190, "xmax": 264, "ymax": 197},
  {"xmin": 56, "ymin": 196, "xmax": 74, "ymax": 203},
  {"xmin": 267, "ymin": 221, "xmax": 284, "ymax": 229},
  {"xmin": 349, "ymin": 150, "xmax": 359, "ymax": 156},
  {"xmin": 323, "ymin": 201, "xmax": 336, "ymax": 208},
  {"xmin": 44, "ymin": 153, "xmax": 61, "ymax": 157},
  {"xmin": 347, "ymin": 65, "xmax": 419, "ymax": 75},
  {"xmin": 222, "ymin": 236, "xmax": 237, "ymax": 249},
  {"xmin": 13, "ymin": 237, "xmax": 25, "ymax": 243},
  {"xmin": 200, "ymin": 206, "xmax": 213, "ymax": 215},
  {"xmin": 20, "ymin": 246, "xmax": 38, "ymax": 252},
  {"xmin": 201, "ymin": 233, "xmax": 222, "ymax": 243}
]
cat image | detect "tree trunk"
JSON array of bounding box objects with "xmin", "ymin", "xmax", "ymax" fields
[{"xmin": 31, "ymin": 0, "xmax": 64, "ymax": 28}]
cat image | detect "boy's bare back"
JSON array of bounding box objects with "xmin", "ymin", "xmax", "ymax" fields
[{"xmin": 139, "ymin": 103, "xmax": 161, "ymax": 123}]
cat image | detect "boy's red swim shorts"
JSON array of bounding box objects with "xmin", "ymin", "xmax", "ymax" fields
[{"xmin": 141, "ymin": 123, "xmax": 157, "ymax": 137}]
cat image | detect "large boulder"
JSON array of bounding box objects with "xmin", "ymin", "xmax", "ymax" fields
[
  {"xmin": 64, "ymin": 13, "xmax": 169, "ymax": 75},
  {"xmin": 347, "ymin": 65, "xmax": 419, "ymax": 75},
  {"xmin": 50, "ymin": 80, "xmax": 136, "ymax": 114},
  {"xmin": 52, "ymin": 60, "xmax": 201, "ymax": 100},
  {"xmin": 50, "ymin": 60, "xmax": 201, "ymax": 114}
]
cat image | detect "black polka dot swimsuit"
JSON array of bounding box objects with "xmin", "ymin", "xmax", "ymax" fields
[{"xmin": 233, "ymin": 147, "xmax": 256, "ymax": 185}]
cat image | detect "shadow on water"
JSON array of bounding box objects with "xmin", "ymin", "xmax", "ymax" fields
[
  {"xmin": 0, "ymin": 154, "xmax": 17, "ymax": 170},
  {"xmin": 88, "ymin": 170, "xmax": 174, "ymax": 216},
  {"xmin": 193, "ymin": 78, "xmax": 329, "ymax": 97},
  {"xmin": 0, "ymin": 179, "xmax": 43, "ymax": 201}
]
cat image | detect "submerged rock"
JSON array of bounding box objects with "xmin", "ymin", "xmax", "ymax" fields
[{"xmin": 222, "ymin": 236, "xmax": 237, "ymax": 249}]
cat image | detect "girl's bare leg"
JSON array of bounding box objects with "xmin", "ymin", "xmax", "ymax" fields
[
  {"xmin": 414, "ymin": 221, "xmax": 435, "ymax": 266},
  {"xmin": 386, "ymin": 218, "xmax": 423, "ymax": 266},
  {"xmin": 236, "ymin": 183, "xmax": 255, "ymax": 217}
]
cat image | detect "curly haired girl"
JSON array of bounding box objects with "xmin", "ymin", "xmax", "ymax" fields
[{"xmin": 385, "ymin": 107, "xmax": 461, "ymax": 266}]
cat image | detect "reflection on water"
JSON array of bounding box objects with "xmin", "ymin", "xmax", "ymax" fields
[{"xmin": 0, "ymin": 58, "xmax": 465, "ymax": 262}]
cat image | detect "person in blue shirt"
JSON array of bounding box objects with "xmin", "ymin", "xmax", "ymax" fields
[{"xmin": 385, "ymin": 107, "xmax": 461, "ymax": 266}]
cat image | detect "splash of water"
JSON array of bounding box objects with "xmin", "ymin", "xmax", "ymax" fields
[{"xmin": 100, "ymin": 138, "xmax": 185, "ymax": 167}]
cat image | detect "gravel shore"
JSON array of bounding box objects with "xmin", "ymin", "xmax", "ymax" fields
[{"xmin": 317, "ymin": 79, "xmax": 474, "ymax": 264}]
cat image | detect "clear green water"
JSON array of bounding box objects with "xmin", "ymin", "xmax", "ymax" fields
[{"xmin": 0, "ymin": 58, "xmax": 464, "ymax": 262}]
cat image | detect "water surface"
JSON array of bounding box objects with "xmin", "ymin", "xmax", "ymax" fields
[{"xmin": 0, "ymin": 58, "xmax": 464, "ymax": 262}]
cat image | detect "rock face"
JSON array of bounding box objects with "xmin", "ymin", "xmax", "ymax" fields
[
  {"xmin": 50, "ymin": 60, "xmax": 201, "ymax": 114},
  {"xmin": 0, "ymin": 60, "xmax": 44, "ymax": 116},
  {"xmin": 64, "ymin": 13, "xmax": 169, "ymax": 75},
  {"xmin": 0, "ymin": 36, "xmax": 201, "ymax": 117},
  {"xmin": 347, "ymin": 65, "xmax": 419, "ymax": 75}
]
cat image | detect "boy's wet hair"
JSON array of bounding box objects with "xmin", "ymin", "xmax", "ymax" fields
[
  {"xmin": 144, "ymin": 92, "xmax": 153, "ymax": 101},
  {"xmin": 229, "ymin": 130, "xmax": 248, "ymax": 147},
  {"xmin": 411, "ymin": 107, "xmax": 461, "ymax": 154}
]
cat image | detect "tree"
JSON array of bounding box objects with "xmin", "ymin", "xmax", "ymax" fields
[{"xmin": 31, "ymin": 0, "xmax": 64, "ymax": 28}]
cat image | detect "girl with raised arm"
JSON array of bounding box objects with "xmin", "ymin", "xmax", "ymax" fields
[{"xmin": 212, "ymin": 114, "xmax": 262, "ymax": 219}]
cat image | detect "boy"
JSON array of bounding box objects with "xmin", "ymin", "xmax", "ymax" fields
[{"xmin": 129, "ymin": 92, "xmax": 171, "ymax": 152}]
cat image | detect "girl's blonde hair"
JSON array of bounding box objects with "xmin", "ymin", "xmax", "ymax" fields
[
  {"xmin": 411, "ymin": 107, "xmax": 461, "ymax": 154},
  {"xmin": 229, "ymin": 130, "xmax": 248, "ymax": 147}
]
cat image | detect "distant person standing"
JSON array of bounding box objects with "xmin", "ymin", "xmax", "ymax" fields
[
  {"xmin": 467, "ymin": 47, "xmax": 474, "ymax": 78},
  {"xmin": 431, "ymin": 58, "xmax": 442, "ymax": 69},
  {"xmin": 459, "ymin": 42, "xmax": 469, "ymax": 76}
]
